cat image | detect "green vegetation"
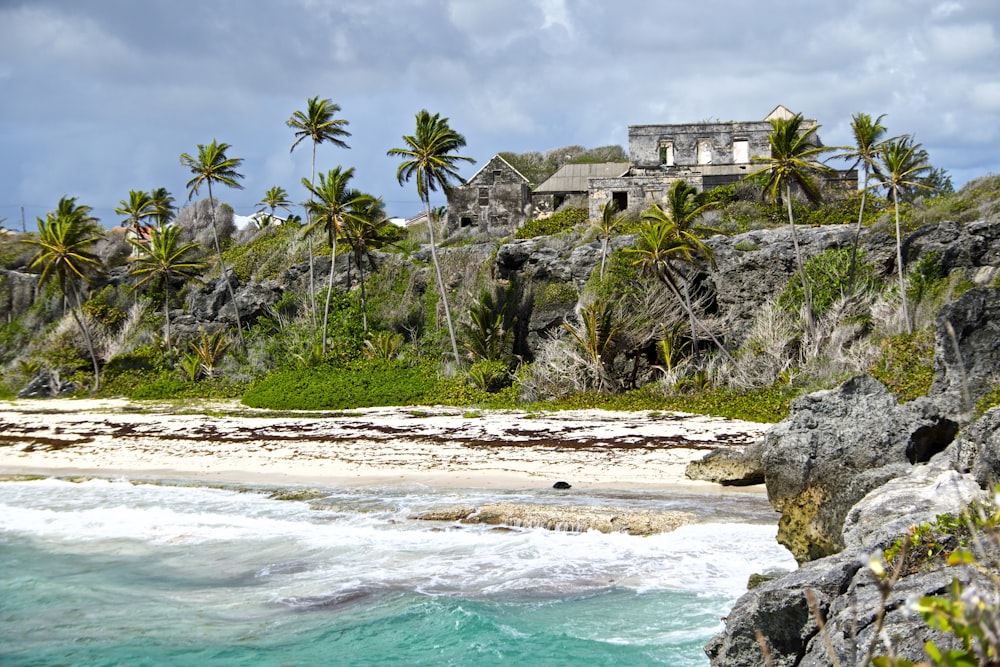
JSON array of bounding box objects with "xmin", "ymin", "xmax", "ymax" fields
[
  {"xmin": 870, "ymin": 329, "xmax": 936, "ymax": 403},
  {"xmin": 515, "ymin": 207, "xmax": 588, "ymax": 239},
  {"xmin": 778, "ymin": 247, "xmax": 880, "ymax": 317}
]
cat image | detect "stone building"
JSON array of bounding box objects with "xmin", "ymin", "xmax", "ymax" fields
[
  {"xmin": 530, "ymin": 162, "xmax": 630, "ymax": 214},
  {"xmin": 446, "ymin": 154, "xmax": 531, "ymax": 236}
]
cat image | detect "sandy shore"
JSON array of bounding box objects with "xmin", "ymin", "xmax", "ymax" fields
[{"xmin": 0, "ymin": 398, "xmax": 769, "ymax": 491}]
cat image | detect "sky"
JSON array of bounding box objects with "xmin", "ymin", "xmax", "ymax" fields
[{"xmin": 1, "ymin": 0, "xmax": 998, "ymax": 230}]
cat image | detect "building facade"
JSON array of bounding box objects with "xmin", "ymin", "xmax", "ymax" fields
[{"xmin": 446, "ymin": 155, "xmax": 531, "ymax": 236}]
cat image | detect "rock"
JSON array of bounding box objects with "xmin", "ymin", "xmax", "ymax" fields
[
  {"xmin": 940, "ymin": 406, "xmax": 1000, "ymax": 488},
  {"xmin": 762, "ymin": 375, "xmax": 959, "ymax": 563},
  {"xmin": 552, "ymin": 481, "xmax": 572, "ymax": 489},
  {"xmin": 17, "ymin": 372, "xmax": 78, "ymax": 398},
  {"xmin": 685, "ymin": 446, "xmax": 764, "ymax": 486},
  {"xmin": 929, "ymin": 287, "xmax": 1000, "ymax": 409},
  {"xmin": 901, "ymin": 219, "xmax": 1000, "ymax": 280},
  {"xmin": 455, "ymin": 503, "xmax": 695, "ymax": 535},
  {"xmin": 408, "ymin": 506, "xmax": 477, "ymax": 522}
]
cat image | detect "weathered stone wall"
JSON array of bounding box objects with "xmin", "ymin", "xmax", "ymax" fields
[
  {"xmin": 447, "ymin": 155, "xmax": 531, "ymax": 237},
  {"xmin": 628, "ymin": 119, "xmax": 787, "ymax": 171}
]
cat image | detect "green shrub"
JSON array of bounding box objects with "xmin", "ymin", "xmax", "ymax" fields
[
  {"xmin": 467, "ymin": 359, "xmax": 511, "ymax": 393},
  {"xmin": 777, "ymin": 247, "xmax": 881, "ymax": 318},
  {"xmin": 515, "ymin": 207, "xmax": 588, "ymax": 239},
  {"xmin": 533, "ymin": 281, "xmax": 577, "ymax": 310},
  {"xmin": 870, "ymin": 329, "xmax": 936, "ymax": 402},
  {"xmin": 242, "ymin": 359, "xmax": 439, "ymax": 410}
]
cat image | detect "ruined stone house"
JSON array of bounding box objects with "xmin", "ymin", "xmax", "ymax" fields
[
  {"xmin": 530, "ymin": 162, "xmax": 631, "ymax": 214},
  {"xmin": 445, "ymin": 154, "xmax": 531, "ymax": 236}
]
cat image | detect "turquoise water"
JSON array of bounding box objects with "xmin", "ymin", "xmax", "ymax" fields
[{"xmin": 0, "ymin": 479, "xmax": 794, "ymax": 666}]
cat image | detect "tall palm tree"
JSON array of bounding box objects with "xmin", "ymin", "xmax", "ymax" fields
[
  {"xmin": 836, "ymin": 113, "xmax": 889, "ymax": 295},
  {"xmin": 115, "ymin": 190, "xmax": 155, "ymax": 242},
  {"xmin": 387, "ymin": 109, "xmax": 475, "ymax": 366},
  {"xmin": 149, "ymin": 187, "xmax": 177, "ymax": 227},
  {"xmin": 25, "ymin": 197, "xmax": 104, "ymax": 391},
  {"xmin": 340, "ymin": 195, "xmax": 393, "ymax": 333},
  {"xmin": 179, "ymin": 139, "xmax": 246, "ymax": 347},
  {"xmin": 630, "ymin": 200, "xmax": 732, "ymax": 362},
  {"xmin": 301, "ymin": 166, "xmax": 369, "ymax": 353},
  {"xmin": 257, "ymin": 185, "xmax": 292, "ymax": 226},
  {"xmin": 287, "ymin": 97, "xmax": 351, "ymax": 329},
  {"xmin": 876, "ymin": 136, "xmax": 931, "ymax": 334},
  {"xmin": 592, "ymin": 200, "xmax": 625, "ymax": 280},
  {"xmin": 128, "ymin": 224, "xmax": 205, "ymax": 348},
  {"xmin": 754, "ymin": 113, "xmax": 834, "ymax": 330}
]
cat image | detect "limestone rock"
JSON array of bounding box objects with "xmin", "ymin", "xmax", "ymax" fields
[
  {"xmin": 762, "ymin": 374, "xmax": 959, "ymax": 563},
  {"xmin": 685, "ymin": 446, "xmax": 764, "ymax": 486},
  {"xmin": 941, "ymin": 406, "xmax": 1000, "ymax": 488},
  {"xmin": 930, "ymin": 286, "xmax": 1000, "ymax": 409}
]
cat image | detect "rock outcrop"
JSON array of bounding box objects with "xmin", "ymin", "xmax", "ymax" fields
[{"xmin": 929, "ymin": 286, "xmax": 1000, "ymax": 409}]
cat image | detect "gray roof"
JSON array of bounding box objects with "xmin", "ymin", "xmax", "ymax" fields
[{"xmin": 533, "ymin": 162, "xmax": 630, "ymax": 193}]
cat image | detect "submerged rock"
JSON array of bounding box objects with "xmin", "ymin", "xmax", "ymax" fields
[{"xmin": 685, "ymin": 445, "xmax": 764, "ymax": 486}]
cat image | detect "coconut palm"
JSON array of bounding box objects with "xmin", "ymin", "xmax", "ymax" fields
[
  {"xmin": 128, "ymin": 224, "xmax": 205, "ymax": 348},
  {"xmin": 287, "ymin": 96, "xmax": 351, "ymax": 329},
  {"xmin": 149, "ymin": 187, "xmax": 177, "ymax": 227},
  {"xmin": 25, "ymin": 197, "xmax": 104, "ymax": 391},
  {"xmin": 301, "ymin": 166, "xmax": 370, "ymax": 352},
  {"xmin": 339, "ymin": 195, "xmax": 393, "ymax": 333},
  {"xmin": 754, "ymin": 113, "xmax": 835, "ymax": 330},
  {"xmin": 387, "ymin": 109, "xmax": 475, "ymax": 366},
  {"xmin": 835, "ymin": 112, "xmax": 889, "ymax": 295},
  {"xmin": 592, "ymin": 200, "xmax": 625, "ymax": 280},
  {"xmin": 115, "ymin": 190, "xmax": 156, "ymax": 243},
  {"xmin": 876, "ymin": 136, "xmax": 931, "ymax": 334},
  {"xmin": 630, "ymin": 202, "xmax": 732, "ymax": 362},
  {"xmin": 179, "ymin": 139, "xmax": 246, "ymax": 346},
  {"xmin": 257, "ymin": 186, "xmax": 292, "ymax": 226}
]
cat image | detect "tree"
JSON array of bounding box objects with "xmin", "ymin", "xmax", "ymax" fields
[
  {"xmin": 631, "ymin": 194, "xmax": 731, "ymax": 362},
  {"xmin": 179, "ymin": 139, "xmax": 246, "ymax": 347},
  {"xmin": 876, "ymin": 136, "xmax": 931, "ymax": 334},
  {"xmin": 754, "ymin": 113, "xmax": 835, "ymax": 330},
  {"xmin": 24, "ymin": 197, "xmax": 104, "ymax": 391},
  {"xmin": 387, "ymin": 109, "xmax": 475, "ymax": 366},
  {"xmin": 592, "ymin": 200, "xmax": 625, "ymax": 280},
  {"xmin": 128, "ymin": 224, "xmax": 205, "ymax": 349},
  {"xmin": 257, "ymin": 186, "xmax": 292, "ymax": 226},
  {"xmin": 287, "ymin": 96, "xmax": 351, "ymax": 330},
  {"xmin": 115, "ymin": 189, "xmax": 156, "ymax": 242},
  {"xmin": 835, "ymin": 112, "xmax": 889, "ymax": 295},
  {"xmin": 149, "ymin": 187, "xmax": 177, "ymax": 227},
  {"xmin": 339, "ymin": 195, "xmax": 394, "ymax": 333},
  {"xmin": 301, "ymin": 166, "xmax": 370, "ymax": 351}
]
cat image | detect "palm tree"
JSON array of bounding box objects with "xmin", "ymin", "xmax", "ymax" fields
[
  {"xmin": 876, "ymin": 136, "xmax": 931, "ymax": 334},
  {"xmin": 179, "ymin": 139, "xmax": 246, "ymax": 347},
  {"xmin": 754, "ymin": 113, "xmax": 834, "ymax": 330},
  {"xmin": 149, "ymin": 187, "xmax": 177, "ymax": 226},
  {"xmin": 836, "ymin": 113, "xmax": 889, "ymax": 295},
  {"xmin": 287, "ymin": 97, "xmax": 351, "ymax": 329},
  {"xmin": 128, "ymin": 224, "xmax": 205, "ymax": 349},
  {"xmin": 630, "ymin": 201, "xmax": 732, "ymax": 362},
  {"xmin": 592, "ymin": 200, "xmax": 625, "ymax": 280},
  {"xmin": 340, "ymin": 195, "xmax": 393, "ymax": 332},
  {"xmin": 25, "ymin": 197, "xmax": 104, "ymax": 391},
  {"xmin": 387, "ymin": 109, "xmax": 475, "ymax": 366},
  {"xmin": 115, "ymin": 190, "xmax": 156, "ymax": 243},
  {"xmin": 301, "ymin": 166, "xmax": 369, "ymax": 352},
  {"xmin": 257, "ymin": 186, "xmax": 292, "ymax": 226}
]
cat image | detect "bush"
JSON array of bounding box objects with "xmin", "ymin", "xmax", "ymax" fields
[
  {"xmin": 242, "ymin": 359, "xmax": 439, "ymax": 410},
  {"xmin": 778, "ymin": 247, "xmax": 881, "ymax": 318},
  {"xmin": 870, "ymin": 329, "xmax": 935, "ymax": 402},
  {"xmin": 515, "ymin": 207, "xmax": 588, "ymax": 239}
]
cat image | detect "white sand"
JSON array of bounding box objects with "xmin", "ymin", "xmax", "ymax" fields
[{"xmin": 0, "ymin": 398, "xmax": 769, "ymax": 491}]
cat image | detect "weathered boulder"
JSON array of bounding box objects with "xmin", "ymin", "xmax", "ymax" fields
[
  {"xmin": 940, "ymin": 406, "xmax": 1000, "ymax": 488},
  {"xmin": 685, "ymin": 446, "xmax": 765, "ymax": 486},
  {"xmin": 16, "ymin": 372, "xmax": 78, "ymax": 398},
  {"xmin": 901, "ymin": 219, "xmax": 1000, "ymax": 282},
  {"xmin": 929, "ymin": 286, "xmax": 1000, "ymax": 409},
  {"xmin": 762, "ymin": 375, "xmax": 959, "ymax": 563}
]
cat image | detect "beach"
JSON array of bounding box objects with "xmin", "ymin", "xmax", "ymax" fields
[{"xmin": 0, "ymin": 398, "xmax": 768, "ymax": 491}]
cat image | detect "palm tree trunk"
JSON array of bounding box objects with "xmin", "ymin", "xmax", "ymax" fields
[
  {"xmin": 164, "ymin": 280, "xmax": 172, "ymax": 349},
  {"xmin": 307, "ymin": 143, "xmax": 318, "ymax": 331},
  {"xmin": 893, "ymin": 192, "xmax": 912, "ymax": 334},
  {"xmin": 682, "ymin": 279, "xmax": 700, "ymax": 358},
  {"xmin": 846, "ymin": 165, "xmax": 869, "ymax": 296},
  {"xmin": 321, "ymin": 230, "xmax": 337, "ymax": 354},
  {"xmin": 659, "ymin": 268, "xmax": 733, "ymax": 364},
  {"xmin": 68, "ymin": 282, "xmax": 101, "ymax": 393},
  {"xmin": 357, "ymin": 248, "xmax": 368, "ymax": 333},
  {"xmin": 425, "ymin": 203, "xmax": 461, "ymax": 366},
  {"xmin": 206, "ymin": 182, "xmax": 244, "ymax": 348},
  {"xmin": 785, "ymin": 183, "xmax": 814, "ymax": 333},
  {"xmin": 599, "ymin": 236, "xmax": 608, "ymax": 280}
]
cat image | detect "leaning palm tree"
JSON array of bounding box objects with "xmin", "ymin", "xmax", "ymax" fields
[
  {"xmin": 287, "ymin": 97, "xmax": 351, "ymax": 328},
  {"xmin": 835, "ymin": 112, "xmax": 890, "ymax": 295},
  {"xmin": 128, "ymin": 224, "xmax": 205, "ymax": 348},
  {"xmin": 876, "ymin": 136, "xmax": 931, "ymax": 334},
  {"xmin": 301, "ymin": 166, "xmax": 370, "ymax": 353},
  {"xmin": 387, "ymin": 109, "xmax": 475, "ymax": 366},
  {"xmin": 25, "ymin": 197, "xmax": 104, "ymax": 391},
  {"xmin": 257, "ymin": 185, "xmax": 292, "ymax": 226},
  {"xmin": 591, "ymin": 200, "xmax": 625, "ymax": 280},
  {"xmin": 753, "ymin": 113, "xmax": 835, "ymax": 330},
  {"xmin": 179, "ymin": 139, "xmax": 246, "ymax": 347},
  {"xmin": 115, "ymin": 190, "xmax": 156, "ymax": 242}
]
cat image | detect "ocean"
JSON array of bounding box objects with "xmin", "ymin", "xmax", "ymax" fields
[{"xmin": 0, "ymin": 478, "xmax": 794, "ymax": 666}]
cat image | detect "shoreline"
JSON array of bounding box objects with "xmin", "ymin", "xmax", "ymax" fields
[{"xmin": 0, "ymin": 398, "xmax": 771, "ymax": 494}]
